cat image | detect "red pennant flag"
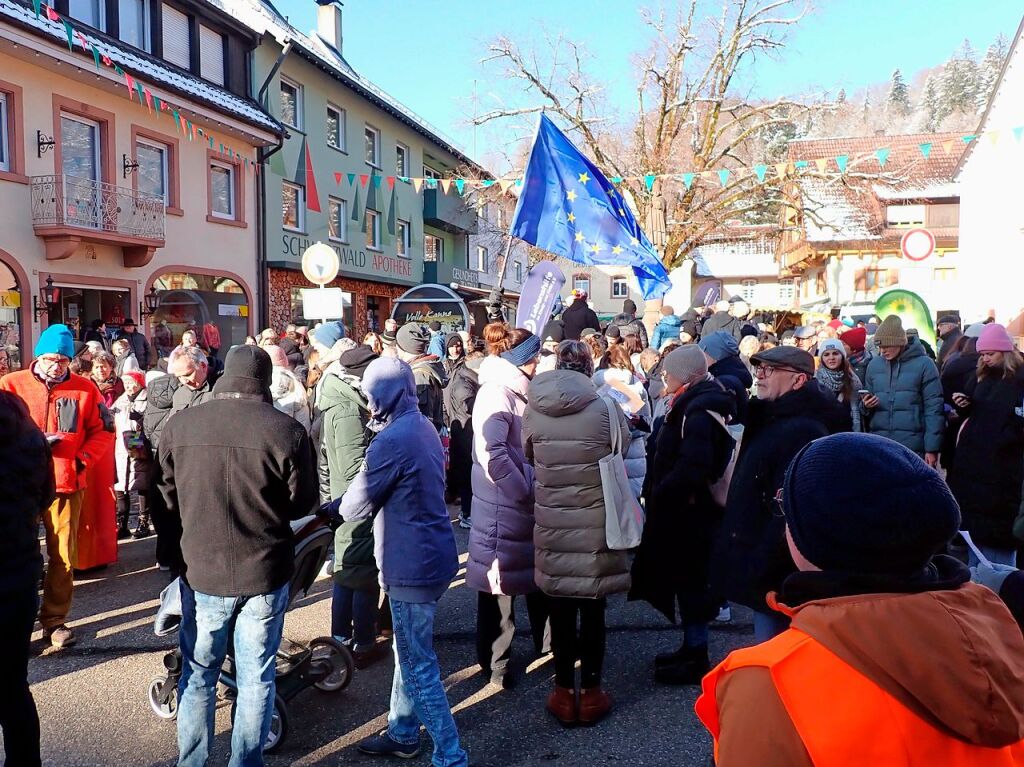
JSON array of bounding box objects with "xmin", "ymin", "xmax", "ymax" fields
[
  {"xmin": 303, "ymin": 139, "xmax": 321, "ymax": 213},
  {"xmin": 334, "ymin": 172, "xmax": 343, "ymax": 185},
  {"xmin": 101, "ymin": 54, "xmax": 112, "ymax": 67},
  {"xmin": 387, "ymin": 176, "xmax": 395, "ymax": 189},
  {"xmin": 75, "ymin": 30, "xmax": 90, "ymax": 51},
  {"xmin": 144, "ymin": 88, "xmax": 153, "ymax": 112},
  {"xmin": 359, "ymin": 174, "xmax": 369, "ymax": 187},
  {"xmin": 44, "ymin": 5, "xmax": 59, "ymax": 21},
  {"xmin": 124, "ymin": 72, "xmax": 135, "ymax": 100}
]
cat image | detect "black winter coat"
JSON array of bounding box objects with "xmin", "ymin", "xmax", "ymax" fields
[
  {"xmin": 711, "ymin": 381, "xmax": 850, "ymax": 611},
  {"xmin": 0, "ymin": 391, "xmax": 54, "ymax": 592},
  {"xmin": 562, "ymin": 299, "xmax": 601, "ymax": 340},
  {"xmin": 444, "ymin": 362, "xmax": 479, "ymax": 464},
  {"xmin": 630, "ymin": 377, "xmax": 737, "ymax": 623},
  {"xmin": 610, "ymin": 313, "xmax": 649, "ymax": 348},
  {"xmin": 158, "ymin": 378, "xmax": 318, "ymax": 597},
  {"xmin": 937, "ymin": 328, "xmax": 963, "ymax": 368},
  {"xmin": 700, "ymin": 311, "xmax": 748, "ymax": 341},
  {"xmin": 948, "ymin": 367, "xmax": 1024, "ymax": 549},
  {"xmin": 709, "ymin": 355, "xmax": 753, "ymax": 425},
  {"xmin": 117, "ymin": 329, "xmax": 152, "ymax": 369}
]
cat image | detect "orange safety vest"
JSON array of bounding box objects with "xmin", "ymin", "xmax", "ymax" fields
[{"xmin": 695, "ymin": 627, "xmax": 1024, "ymax": 766}]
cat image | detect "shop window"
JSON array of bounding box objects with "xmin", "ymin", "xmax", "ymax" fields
[
  {"xmin": 280, "ymin": 78, "xmax": 302, "ymax": 130},
  {"xmin": 0, "ymin": 260, "xmax": 22, "ymax": 373},
  {"xmin": 289, "ymin": 286, "xmax": 352, "ymax": 329},
  {"xmin": 611, "ymin": 276, "xmax": 628, "ymax": 298},
  {"xmin": 397, "ymin": 219, "xmax": 410, "ymax": 258},
  {"xmin": 328, "ymin": 197, "xmax": 347, "ymax": 242},
  {"xmin": 367, "ymin": 295, "xmax": 388, "ymax": 333},
  {"xmin": 327, "ymin": 104, "xmax": 345, "ymax": 151},
  {"xmin": 152, "ymin": 272, "xmax": 249, "ymax": 357}
]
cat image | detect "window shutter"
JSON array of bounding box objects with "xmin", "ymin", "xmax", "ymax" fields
[
  {"xmin": 162, "ymin": 5, "xmax": 190, "ymax": 69},
  {"xmin": 199, "ymin": 25, "xmax": 225, "ymax": 85}
]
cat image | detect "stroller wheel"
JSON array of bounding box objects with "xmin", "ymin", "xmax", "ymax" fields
[
  {"xmin": 147, "ymin": 676, "xmax": 178, "ymax": 720},
  {"xmin": 309, "ymin": 637, "xmax": 354, "ymax": 692},
  {"xmin": 232, "ymin": 694, "xmax": 288, "ymax": 753}
]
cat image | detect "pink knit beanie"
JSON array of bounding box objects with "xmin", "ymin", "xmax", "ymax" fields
[
  {"xmin": 976, "ymin": 323, "xmax": 1014, "ymax": 353},
  {"xmin": 265, "ymin": 344, "xmax": 290, "ymax": 368}
]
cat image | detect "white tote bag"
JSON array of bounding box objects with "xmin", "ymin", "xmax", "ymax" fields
[{"xmin": 599, "ymin": 397, "xmax": 645, "ymax": 550}]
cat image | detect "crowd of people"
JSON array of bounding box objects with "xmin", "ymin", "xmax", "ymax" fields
[{"xmin": 4, "ymin": 289, "xmax": 1024, "ymax": 766}]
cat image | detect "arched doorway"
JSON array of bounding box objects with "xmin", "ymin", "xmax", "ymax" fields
[{"xmin": 0, "ymin": 252, "xmax": 27, "ymax": 374}]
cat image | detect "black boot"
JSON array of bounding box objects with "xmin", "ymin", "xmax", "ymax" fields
[
  {"xmin": 654, "ymin": 643, "xmax": 688, "ymax": 669},
  {"xmin": 654, "ymin": 645, "xmax": 710, "ymax": 686},
  {"xmin": 116, "ymin": 491, "xmax": 131, "ymax": 540},
  {"xmin": 133, "ymin": 493, "xmax": 154, "ymax": 539}
]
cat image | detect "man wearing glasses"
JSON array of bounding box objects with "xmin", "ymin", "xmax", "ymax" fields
[
  {"xmin": 711, "ymin": 346, "xmax": 850, "ymax": 644},
  {"xmin": 0, "ymin": 323, "xmax": 113, "ymax": 648}
]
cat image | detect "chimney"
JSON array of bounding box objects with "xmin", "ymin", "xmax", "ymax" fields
[{"xmin": 316, "ymin": 0, "xmax": 342, "ymax": 54}]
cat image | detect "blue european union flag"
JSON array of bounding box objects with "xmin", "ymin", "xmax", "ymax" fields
[{"xmin": 510, "ymin": 114, "xmax": 671, "ymax": 300}]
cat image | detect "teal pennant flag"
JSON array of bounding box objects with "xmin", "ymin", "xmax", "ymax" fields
[
  {"xmin": 754, "ymin": 165, "xmax": 768, "ymax": 182},
  {"xmin": 875, "ymin": 148, "xmax": 890, "ymax": 168},
  {"xmin": 835, "ymin": 155, "xmax": 849, "ymax": 173},
  {"xmin": 918, "ymin": 143, "xmax": 932, "ymax": 159}
]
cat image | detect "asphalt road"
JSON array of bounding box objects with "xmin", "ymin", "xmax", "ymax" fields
[{"xmin": 10, "ymin": 514, "xmax": 754, "ymax": 767}]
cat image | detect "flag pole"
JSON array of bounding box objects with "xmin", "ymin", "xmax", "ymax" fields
[
  {"xmin": 485, "ymin": 234, "xmax": 516, "ymax": 323},
  {"xmin": 494, "ymin": 234, "xmax": 514, "ymax": 291}
]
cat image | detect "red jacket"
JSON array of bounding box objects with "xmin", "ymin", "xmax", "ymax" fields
[{"xmin": 0, "ymin": 368, "xmax": 114, "ymax": 494}]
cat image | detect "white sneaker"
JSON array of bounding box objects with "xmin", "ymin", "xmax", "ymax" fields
[
  {"xmin": 714, "ymin": 606, "xmax": 732, "ymax": 624},
  {"xmin": 458, "ymin": 515, "xmax": 471, "ymax": 530}
]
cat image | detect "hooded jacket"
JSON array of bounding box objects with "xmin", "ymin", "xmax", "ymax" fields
[
  {"xmin": 709, "ymin": 354, "xmax": 754, "ymax": 425},
  {"xmin": 318, "ymin": 370, "xmax": 377, "ymax": 591},
  {"xmin": 443, "ymin": 357, "xmax": 480, "ymax": 465},
  {"xmin": 142, "ymin": 374, "xmax": 211, "ymax": 454},
  {"xmin": 335, "ymin": 358, "xmax": 459, "ymax": 597},
  {"xmin": 593, "ymin": 367, "xmax": 650, "ymax": 497},
  {"xmin": 701, "ymin": 310, "xmax": 743, "ymax": 340},
  {"xmin": 270, "ymin": 366, "xmax": 311, "ymax": 432},
  {"xmin": 0, "ymin": 367, "xmax": 113, "ymax": 495},
  {"xmin": 631, "ymin": 376, "xmax": 737, "ymax": 622},
  {"xmin": 157, "ymin": 372, "xmax": 317, "ymax": 597},
  {"xmin": 410, "ymin": 355, "xmax": 446, "ymax": 431},
  {"xmin": 523, "ymin": 370, "xmax": 632, "ymax": 598},
  {"xmin": 650, "ymin": 314, "xmax": 683, "ymax": 351},
  {"xmin": 712, "ymin": 381, "xmax": 851, "ymax": 610},
  {"xmin": 863, "ymin": 338, "xmax": 944, "ymax": 455},
  {"xmin": 562, "ymin": 298, "xmax": 601, "ymax": 341},
  {"xmin": 468, "ymin": 355, "xmax": 537, "ymax": 595},
  {"xmin": 610, "ymin": 312, "xmax": 650, "ymax": 348},
  {"xmin": 701, "ymin": 575, "xmax": 1024, "ymax": 766},
  {"xmin": 0, "ymin": 391, "xmax": 54, "ymax": 592}
]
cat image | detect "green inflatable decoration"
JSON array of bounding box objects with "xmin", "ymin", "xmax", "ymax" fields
[{"xmin": 875, "ymin": 289, "xmax": 934, "ymax": 338}]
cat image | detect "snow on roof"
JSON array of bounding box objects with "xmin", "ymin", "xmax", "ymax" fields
[
  {"xmin": 691, "ymin": 235, "xmax": 778, "ymax": 278},
  {"xmin": 798, "ymin": 176, "xmax": 877, "ymax": 243},
  {"xmin": 219, "ymin": 0, "xmax": 482, "ymax": 172},
  {"xmin": 0, "ymin": 0, "xmax": 279, "ymax": 133}
]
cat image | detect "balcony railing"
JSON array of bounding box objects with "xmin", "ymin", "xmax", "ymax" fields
[{"xmin": 31, "ymin": 175, "xmax": 165, "ymax": 240}]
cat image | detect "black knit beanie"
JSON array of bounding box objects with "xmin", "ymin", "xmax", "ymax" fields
[
  {"xmin": 782, "ymin": 433, "xmax": 960, "ymax": 575},
  {"xmin": 340, "ymin": 346, "xmax": 379, "ymax": 379}
]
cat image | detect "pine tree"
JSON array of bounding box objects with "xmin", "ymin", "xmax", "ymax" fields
[
  {"xmin": 976, "ymin": 34, "xmax": 1009, "ymax": 109},
  {"xmin": 836, "ymin": 88, "xmax": 846, "ymax": 104},
  {"xmin": 887, "ymin": 69, "xmax": 912, "ymax": 117},
  {"xmin": 919, "ymin": 74, "xmax": 940, "ymax": 131},
  {"xmin": 861, "ymin": 92, "xmax": 871, "ymax": 124},
  {"xmin": 939, "ymin": 39, "xmax": 980, "ymax": 117}
]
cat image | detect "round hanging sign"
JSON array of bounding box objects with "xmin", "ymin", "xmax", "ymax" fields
[
  {"xmin": 900, "ymin": 228, "xmax": 936, "ymax": 262},
  {"xmin": 301, "ymin": 242, "xmax": 340, "ymax": 285}
]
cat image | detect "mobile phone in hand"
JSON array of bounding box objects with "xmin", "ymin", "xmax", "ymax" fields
[{"xmin": 45, "ymin": 433, "xmax": 63, "ymax": 446}]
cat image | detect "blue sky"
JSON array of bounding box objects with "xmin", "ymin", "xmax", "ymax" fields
[{"xmin": 279, "ymin": 0, "xmax": 1022, "ymax": 166}]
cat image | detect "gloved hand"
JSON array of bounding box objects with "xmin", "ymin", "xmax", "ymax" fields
[
  {"xmin": 970, "ymin": 561, "xmax": 1017, "ymax": 594},
  {"xmin": 486, "ymin": 288, "xmax": 505, "ymax": 322},
  {"xmin": 316, "ymin": 498, "xmax": 343, "ymax": 531}
]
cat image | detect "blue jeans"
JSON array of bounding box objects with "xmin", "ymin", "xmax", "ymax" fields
[
  {"xmin": 331, "ymin": 582, "xmax": 380, "ymax": 652},
  {"xmin": 968, "ymin": 546, "xmax": 1018, "ymax": 568},
  {"xmin": 177, "ymin": 581, "xmax": 289, "ymax": 767},
  {"xmin": 753, "ymin": 610, "xmax": 789, "ymax": 644},
  {"xmin": 683, "ymin": 622, "xmax": 709, "ymax": 648},
  {"xmin": 387, "ymin": 598, "xmax": 468, "ymax": 767}
]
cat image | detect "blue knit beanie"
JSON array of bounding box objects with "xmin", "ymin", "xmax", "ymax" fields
[
  {"xmin": 782, "ymin": 433, "xmax": 960, "ymax": 575},
  {"xmin": 312, "ymin": 320, "xmax": 346, "ymax": 349},
  {"xmin": 698, "ymin": 330, "xmax": 739, "ymax": 362},
  {"xmin": 34, "ymin": 324, "xmax": 76, "ymax": 359},
  {"xmin": 500, "ymin": 333, "xmax": 541, "ymax": 367}
]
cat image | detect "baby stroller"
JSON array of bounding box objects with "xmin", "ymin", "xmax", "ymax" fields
[{"xmin": 147, "ymin": 514, "xmax": 353, "ymax": 753}]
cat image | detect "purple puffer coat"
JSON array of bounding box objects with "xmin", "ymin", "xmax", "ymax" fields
[{"xmin": 467, "ymin": 355, "xmax": 537, "ymax": 595}]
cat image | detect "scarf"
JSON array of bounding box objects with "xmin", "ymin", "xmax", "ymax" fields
[
  {"xmin": 32, "ymin": 361, "xmax": 69, "ymax": 387},
  {"xmin": 814, "ymin": 364, "xmax": 846, "ymax": 393}
]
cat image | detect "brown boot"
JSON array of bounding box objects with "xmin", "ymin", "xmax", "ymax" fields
[
  {"xmin": 578, "ymin": 687, "xmax": 612, "ymax": 726},
  {"xmin": 545, "ymin": 685, "xmax": 577, "ymax": 727}
]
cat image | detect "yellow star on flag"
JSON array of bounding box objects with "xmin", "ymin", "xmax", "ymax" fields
[
  {"xmin": 630, "ymin": 236, "xmax": 639, "ymax": 247},
  {"xmin": 567, "ymin": 212, "xmax": 576, "ymax": 223},
  {"xmin": 590, "ymin": 242, "xmax": 603, "ymax": 254},
  {"xmin": 566, "ymin": 190, "xmax": 578, "ymax": 203},
  {"xmin": 611, "ymin": 245, "xmax": 623, "ymax": 255},
  {"xmin": 575, "ymin": 232, "xmax": 585, "ymax": 243},
  {"xmin": 578, "ymin": 171, "xmax": 590, "ymax": 184}
]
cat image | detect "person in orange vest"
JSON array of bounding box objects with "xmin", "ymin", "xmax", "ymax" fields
[{"xmin": 696, "ymin": 432, "xmax": 1024, "ymax": 766}]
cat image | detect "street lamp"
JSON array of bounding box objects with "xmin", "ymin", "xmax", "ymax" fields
[
  {"xmin": 139, "ymin": 286, "xmax": 160, "ymax": 319},
  {"xmin": 33, "ymin": 276, "xmax": 58, "ymax": 321}
]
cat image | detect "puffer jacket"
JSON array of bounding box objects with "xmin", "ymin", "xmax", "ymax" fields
[
  {"xmin": 593, "ymin": 367, "xmax": 650, "ymax": 497},
  {"xmin": 610, "ymin": 313, "xmax": 650, "ymax": 348},
  {"xmin": 111, "ymin": 388, "xmax": 150, "ymax": 492},
  {"xmin": 318, "ymin": 370, "xmax": 377, "ymax": 591},
  {"xmin": 523, "ymin": 369, "xmax": 631, "ymax": 598},
  {"xmin": 650, "ymin": 314, "xmax": 682, "ymax": 351},
  {"xmin": 863, "ymin": 339, "xmax": 944, "ymax": 455},
  {"xmin": 468, "ymin": 355, "xmax": 536, "ymax": 595},
  {"xmin": 0, "ymin": 390, "xmax": 54, "ymax": 592},
  {"xmin": 0, "ymin": 367, "xmax": 113, "ymax": 495},
  {"xmin": 271, "ymin": 367, "xmax": 311, "ymax": 432}
]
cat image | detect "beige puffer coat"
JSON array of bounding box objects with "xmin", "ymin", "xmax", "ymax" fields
[{"xmin": 523, "ymin": 369, "xmax": 632, "ymax": 598}]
